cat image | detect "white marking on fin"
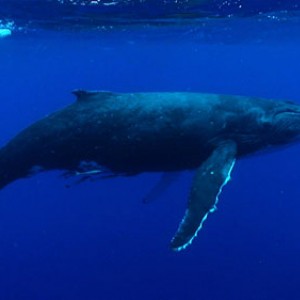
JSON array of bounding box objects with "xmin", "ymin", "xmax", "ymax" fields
[{"xmin": 173, "ymin": 159, "xmax": 236, "ymax": 252}]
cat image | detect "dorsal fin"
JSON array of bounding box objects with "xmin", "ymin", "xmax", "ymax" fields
[{"xmin": 72, "ymin": 90, "xmax": 115, "ymax": 102}]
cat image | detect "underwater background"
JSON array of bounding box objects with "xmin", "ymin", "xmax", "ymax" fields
[{"xmin": 1, "ymin": 0, "xmax": 300, "ymax": 299}]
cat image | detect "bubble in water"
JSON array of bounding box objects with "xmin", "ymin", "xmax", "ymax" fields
[{"xmin": 0, "ymin": 29, "xmax": 12, "ymax": 38}]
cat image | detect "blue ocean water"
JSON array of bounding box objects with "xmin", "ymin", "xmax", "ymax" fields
[{"xmin": 1, "ymin": 1, "xmax": 300, "ymax": 299}]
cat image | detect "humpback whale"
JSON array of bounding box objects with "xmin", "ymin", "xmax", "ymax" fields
[{"xmin": 1, "ymin": 91, "xmax": 300, "ymax": 251}]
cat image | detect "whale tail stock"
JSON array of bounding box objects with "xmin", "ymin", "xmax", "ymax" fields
[{"xmin": 0, "ymin": 144, "xmax": 32, "ymax": 191}]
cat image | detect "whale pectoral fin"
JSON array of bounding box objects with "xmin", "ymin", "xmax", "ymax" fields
[
  {"xmin": 143, "ymin": 172, "xmax": 180, "ymax": 204},
  {"xmin": 170, "ymin": 140, "xmax": 237, "ymax": 251}
]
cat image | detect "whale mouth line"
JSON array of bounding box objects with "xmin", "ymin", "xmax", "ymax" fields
[{"xmin": 274, "ymin": 108, "xmax": 300, "ymax": 118}]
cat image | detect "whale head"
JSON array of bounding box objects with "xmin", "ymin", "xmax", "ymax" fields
[{"xmin": 271, "ymin": 102, "xmax": 300, "ymax": 145}]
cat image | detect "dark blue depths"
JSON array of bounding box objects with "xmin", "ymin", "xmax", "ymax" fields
[{"xmin": 0, "ymin": 26, "xmax": 300, "ymax": 300}]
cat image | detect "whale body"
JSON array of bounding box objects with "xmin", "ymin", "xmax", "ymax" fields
[{"xmin": 1, "ymin": 90, "xmax": 300, "ymax": 251}]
